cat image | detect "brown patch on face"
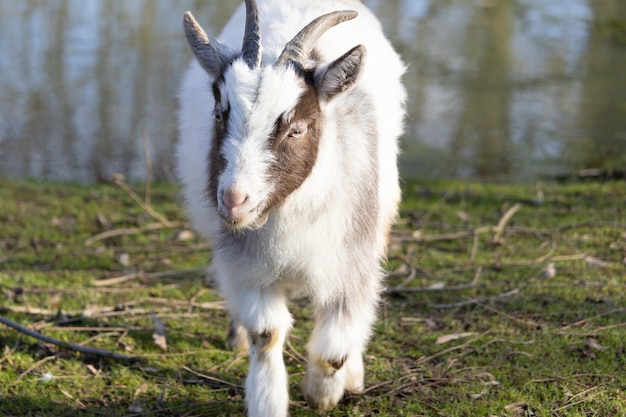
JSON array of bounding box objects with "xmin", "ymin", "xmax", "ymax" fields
[
  {"xmin": 263, "ymin": 71, "xmax": 322, "ymax": 213},
  {"xmin": 207, "ymin": 81, "xmax": 229, "ymax": 209}
]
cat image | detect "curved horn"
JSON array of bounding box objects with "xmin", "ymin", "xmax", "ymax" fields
[
  {"xmin": 276, "ymin": 10, "xmax": 358, "ymax": 68},
  {"xmin": 184, "ymin": 11, "xmax": 234, "ymax": 76},
  {"xmin": 242, "ymin": 0, "xmax": 262, "ymax": 68}
]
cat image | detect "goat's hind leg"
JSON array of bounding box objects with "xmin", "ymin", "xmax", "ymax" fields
[{"xmin": 226, "ymin": 318, "xmax": 249, "ymax": 351}]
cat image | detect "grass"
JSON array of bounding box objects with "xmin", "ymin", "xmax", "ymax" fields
[{"xmin": 1, "ymin": 177, "xmax": 625, "ymax": 416}]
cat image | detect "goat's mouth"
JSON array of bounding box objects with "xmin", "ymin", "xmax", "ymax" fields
[{"xmin": 221, "ymin": 205, "xmax": 269, "ymax": 231}]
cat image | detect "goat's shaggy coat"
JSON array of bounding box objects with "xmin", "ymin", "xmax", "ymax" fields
[{"xmin": 176, "ymin": 1, "xmax": 405, "ymax": 416}]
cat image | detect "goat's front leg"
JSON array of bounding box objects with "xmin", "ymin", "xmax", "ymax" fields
[
  {"xmin": 228, "ymin": 286, "xmax": 292, "ymax": 417},
  {"xmin": 304, "ymin": 297, "xmax": 377, "ymax": 410}
]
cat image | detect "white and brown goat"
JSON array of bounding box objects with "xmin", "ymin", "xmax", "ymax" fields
[{"xmin": 176, "ymin": 0, "xmax": 405, "ymax": 415}]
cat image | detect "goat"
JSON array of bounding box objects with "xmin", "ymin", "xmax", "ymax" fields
[{"xmin": 176, "ymin": 1, "xmax": 405, "ymax": 415}]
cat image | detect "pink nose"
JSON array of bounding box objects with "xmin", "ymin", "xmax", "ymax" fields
[{"xmin": 222, "ymin": 189, "xmax": 248, "ymax": 214}]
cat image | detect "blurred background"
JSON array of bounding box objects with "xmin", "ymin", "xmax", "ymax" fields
[{"xmin": 0, "ymin": 0, "xmax": 625, "ymax": 183}]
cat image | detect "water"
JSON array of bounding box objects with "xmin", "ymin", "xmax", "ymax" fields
[{"xmin": 1, "ymin": 0, "xmax": 625, "ymax": 182}]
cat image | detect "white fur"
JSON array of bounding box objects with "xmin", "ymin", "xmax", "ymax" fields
[{"xmin": 177, "ymin": 1, "xmax": 405, "ymax": 416}]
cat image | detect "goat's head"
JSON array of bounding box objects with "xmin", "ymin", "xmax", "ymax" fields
[{"xmin": 183, "ymin": 0, "xmax": 365, "ymax": 231}]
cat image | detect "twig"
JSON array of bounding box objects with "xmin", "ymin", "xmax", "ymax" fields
[
  {"xmin": 430, "ymin": 289, "xmax": 519, "ymax": 309},
  {"xmin": 409, "ymin": 229, "xmax": 475, "ymax": 242},
  {"xmin": 559, "ymin": 308, "xmax": 626, "ymax": 331},
  {"xmin": 92, "ymin": 272, "xmax": 140, "ymax": 287},
  {"xmin": 386, "ymin": 283, "xmax": 483, "ymax": 294},
  {"xmin": 550, "ymin": 253, "xmax": 589, "ymax": 262},
  {"xmin": 579, "ymin": 321, "xmax": 626, "ymax": 335},
  {"xmin": 0, "ymin": 340, "xmax": 19, "ymax": 365},
  {"xmin": 93, "ymin": 267, "xmax": 206, "ymax": 287},
  {"xmin": 0, "ymin": 315, "xmax": 145, "ymax": 363},
  {"xmin": 472, "ymin": 266, "xmax": 483, "ymax": 284},
  {"xmin": 17, "ymin": 354, "xmax": 58, "ymax": 381},
  {"xmin": 416, "ymin": 333, "xmax": 486, "ymax": 365},
  {"xmin": 493, "ymin": 203, "xmax": 521, "ymax": 243},
  {"xmin": 285, "ymin": 336, "xmax": 307, "ymax": 364},
  {"xmin": 182, "ymin": 365, "xmax": 241, "ymax": 388},
  {"xmin": 112, "ymin": 174, "xmax": 173, "ymax": 227},
  {"xmin": 141, "ymin": 129, "xmax": 153, "ymax": 206},
  {"xmin": 84, "ymin": 221, "xmax": 187, "ymax": 246},
  {"xmin": 421, "ymin": 189, "xmax": 453, "ymax": 223},
  {"xmin": 551, "ymin": 387, "xmax": 605, "ymax": 413},
  {"xmin": 470, "ymin": 230, "xmax": 480, "ymax": 260},
  {"xmin": 44, "ymin": 326, "xmax": 141, "ymax": 332},
  {"xmin": 472, "ymin": 298, "xmax": 539, "ymax": 328}
]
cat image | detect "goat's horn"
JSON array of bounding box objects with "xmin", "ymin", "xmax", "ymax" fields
[
  {"xmin": 242, "ymin": 0, "xmax": 262, "ymax": 68},
  {"xmin": 276, "ymin": 10, "xmax": 358, "ymax": 68}
]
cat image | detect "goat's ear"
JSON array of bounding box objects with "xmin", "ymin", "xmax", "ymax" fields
[
  {"xmin": 184, "ymin": 12, "xmax": 234, "ymax": 77},
  {"xmin": 315, "ymin": 45, "xmax": 366, "ymax": 101}
]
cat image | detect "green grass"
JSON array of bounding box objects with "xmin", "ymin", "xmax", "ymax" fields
[{"xmin": 1, "ymin": 178, "xmax": 625, "ymax": 416}]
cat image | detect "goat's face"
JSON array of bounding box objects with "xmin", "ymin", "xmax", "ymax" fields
[
  {"xmin": 184, "ymin": 3, "xmax": 364, "ymax": 231},
  {"xmin": 210, "ymin": 63, "xmax": 322, "ymax": 230}
]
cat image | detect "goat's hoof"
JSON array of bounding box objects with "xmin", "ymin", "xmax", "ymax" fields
[
  {"xmin": 304, "ymin": 392, "xmax": 343, "ymax": 411},
  {"xmin": 345, "ymin": 383, "xmax": 364, "ymax": 394},
  {"xmin": 303, "ymin": 368, "xmax": 345, "ymax": 410}
]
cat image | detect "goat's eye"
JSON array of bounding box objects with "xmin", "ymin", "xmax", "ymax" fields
[{"xmin": 287, "ymin": 122, "xmax": 307, "ymax": 139}]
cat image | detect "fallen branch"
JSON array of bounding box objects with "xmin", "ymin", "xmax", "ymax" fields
[{"xmin": 0, "ymin": 315, "xmax": 145, "ymax": 363}]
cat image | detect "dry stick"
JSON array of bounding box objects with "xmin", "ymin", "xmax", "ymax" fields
[
  {"xmin": 386, "ymin": 282, "xmax": 483, "ymax": 294},
  {"xmin": 181, "ymin": 365, "xmax": 241, "ymax": 388},
  {"xmin": 470, "ymin": 230, "xmax": 481, "ymax": 260},
  {"xmin": 430, "ymin": 288, "xmax": 519, "ymax": 309},
  {"xmin": 416, "ymin": 333, "xmax": 485, "ymax": 365},
  {"xmin": 551, "ymin": 253, "xmax": 589, "ymax": 262},
  {"xmin": 285, "ymin": 336, "xmax": 307, "ymax": 364},
  {"xmin": 141, "ymin": 129, "xmax": 153, "ymax": 206},
  {"xmin": 409, "ymin": 229, "xmax": 475, "ymax": 242},
  {"xmin": 472, "ymin": 297, "xmax": 539, "ymax": 328},
  {"xmin": 551, "ymin": 388, "xmax": 606, "ymax": 413},
  {"xmin": 113, "ymin": 175, "xmax": 173, "ymax": 227},
  {"xmin": 92, "ymin": 272, "xmax": 139, "ymax": 287},
  {"xmin": 493, "ymin": 203, "xmax": 521, "ymax": 243},
  {"xmin": 84, "ymin": 221, "xmax": 187, "ymax": 246},
  {"xmin": 559, "ymin": 308, "xmax": 626, "ymax": 331},
  {"xmin": 472, "ymin": 266, "xmax": 483, "ymax": 284},
  {"xmin": 17, "ymin": 354, "xmax": 58, "ymax": 381},
  {"xmin": 394, "ymin": 254, "xmax": 433, "ymax": 276},
  {"xmin": 397, "ymin": 203, "xmax": 522, "ymax": 246},
  {"xmin": 93, "ymin": 266, "xmax": 206, "ymax": 287},
  {"xmin": 45, "ymin": 326, "xmax": 139, "ymax": 332},
  {"xmin": 579, "ymin": 321, "xmax": 626, "ymax": 335},
  {"xmin": 0, "ymin": 315, "xmax": 145, "ymax": 363},
  {"xmin": 420, "ymin": 189, "xmax": 453, "ymax": 223}
]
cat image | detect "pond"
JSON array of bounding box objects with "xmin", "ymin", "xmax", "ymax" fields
[{"xmin": 1, "ymin": 0, "xmax": 625, "ymax": 182}]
